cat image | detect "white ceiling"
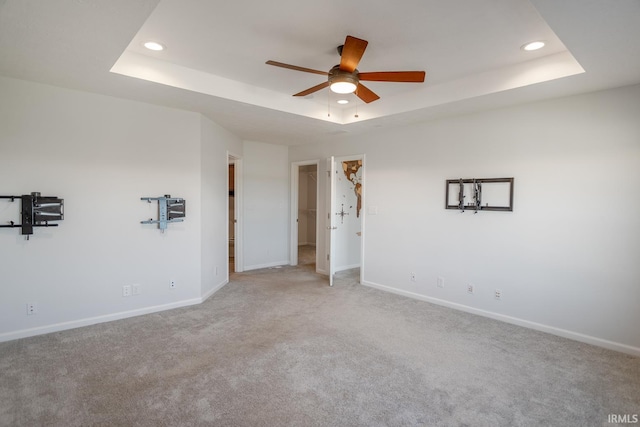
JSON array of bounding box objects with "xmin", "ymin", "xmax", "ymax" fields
[{"xmin": 1, "ymin": 0, "xmax": 639, "ymax": 146}]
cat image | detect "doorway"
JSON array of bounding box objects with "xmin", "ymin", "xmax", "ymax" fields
[
  {"xmin": 228, "ymin": 162, "xmax": 235, "ymax": 273},
  {"xmin": 290, "ymin": 160, "xmax": 320, "ymax": 270},
  {"xmin": 297, "ymin": 164, "xmax": 318, "ymax": 270},
  {"xmin": 228, "ymin": 153, "xmax": 243, "ymax": 274}
]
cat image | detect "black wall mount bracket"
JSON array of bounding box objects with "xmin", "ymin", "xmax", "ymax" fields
[
  {"xmin": 0, "ymin": 192, "xmax": 64, "ymax": 239},
  {"xmin": 445, "ymin": 178, "xmax": 514, "ymax": 213}
]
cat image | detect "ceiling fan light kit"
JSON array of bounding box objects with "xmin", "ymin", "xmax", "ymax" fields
[
  {"xmin": 266, "ymin": 35, "xmax": 426, "ymax": 104},
  {"xmin": 330, "ymin": 83, "xmax": 356, "ymax": 94},
  {"xmin": 329, "ymin": 66, "xmax": 359, "ymax": 94}
]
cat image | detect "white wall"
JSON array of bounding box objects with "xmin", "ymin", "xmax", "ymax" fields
[
  {"xmin": 3, "ymin": 75, "xmax": 637, "ymax": 354},
  {"xmin": 242, "ymin": 140, "xmax": 289, "ymax": 270},
  {"xmin": 290, "ymin": 84, "xmax": 640, "ymax": 354},
  {"xmin": 0, "ymin": 76, "xmax": 240, "ymax": 340}
]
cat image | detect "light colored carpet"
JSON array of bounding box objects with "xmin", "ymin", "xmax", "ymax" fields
[
  {"xmin": 298, "ymin": 244, "xmax": 316, "ymax": 267},
  {"xmin": 0, "ymin": 265, "xmax": 638, "ymax": 426}
]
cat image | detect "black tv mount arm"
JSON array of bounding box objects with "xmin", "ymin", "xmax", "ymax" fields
[{"xmin": 0, "ymin": 192, "xmax": 64, "ymax": 239}]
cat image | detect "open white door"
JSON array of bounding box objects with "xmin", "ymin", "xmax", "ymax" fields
[
  {"xmin": 327, "ymin": 155, "xmax": 364, "ymax": 286},
  {"xmin": 328, "ymin": 156, "xmax": 337, "ymax": 286}
]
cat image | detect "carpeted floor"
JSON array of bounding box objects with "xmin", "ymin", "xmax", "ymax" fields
[
  {"xmin": 0, "ymin": 264, "xmax": 638, "ymax": 426},
  {"xmin": 298, "ymin": 244, "xmax": 316, "ymax": 267}
]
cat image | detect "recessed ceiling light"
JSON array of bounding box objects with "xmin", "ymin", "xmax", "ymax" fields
[
  {"xmin": 337, "ymin": 99, "xmax": 349, "ymax": 105},
  {"xmin": 522, "ymin": 41, "xmax": 545, "ymax": 51},
  {"xmin": 143, "ymin": 41, "xmax": 165, "ymax": 51}
]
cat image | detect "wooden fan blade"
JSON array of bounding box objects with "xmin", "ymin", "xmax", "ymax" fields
[
  {"xmin": 293, "ymin": 81, "xmax": 330, "ymax": 97},
  {"xmin": 359, "ymin": 71, "xmax": 426, "ymax": 82},
  {"xmin": 266, "ymin": 60, "xmax": 328, "ymax": 76},
  {"xmin": 355, "ymin": 83, "xmax": 380, "ymax": 103},
  {"xmin": 339, "ymin": 35, "xmax": 368, "ymax": 72}
]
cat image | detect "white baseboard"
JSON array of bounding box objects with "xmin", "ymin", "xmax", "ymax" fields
[
  {"xmin": 244, "ymin": 260, "xmax": 290, "ymax": 271},
  {"xmin": 0, "ymin": 282, "xmax": 229, "ymax": 343},
  {"xmin": 361, "ymin": 280, "xmax": 640, "ymax": 357},
  {"xmin": 202, "ymin": 279, "xmax": 229, "ymax": 302}
]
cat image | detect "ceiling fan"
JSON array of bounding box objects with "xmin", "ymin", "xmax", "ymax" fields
[{"xmin": 266, "ymin": 35, "xmax": 426, "ymax": 104}]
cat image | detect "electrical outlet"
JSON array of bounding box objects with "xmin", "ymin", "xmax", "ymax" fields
[
  {"xmin": 122, "ymin": 285, "xmax": 132, "ymax": 297},
  {"xmin": 495, "ymin": 289, "xmax": 502, "ymax": 300},
  {"xmin": 170, "ymin": 279, "xmax": 176, "ymax": 289},
  {"xmin": 410, "ymin": 272, "xmax": 416, "ymax": 282},
  {"xmin": 437, "ymin": 276, "xmax": 445, "ymax": 288},
  {"xmin": 26, "ymin": 302, "xmax": 37, "ymax": 315},
  {"xmin": 132, "ymin": 284, "xmax": 141, "ymax": 295},
  {"xmin": 467, "ymin": 284, "xmax": 474, "ymax": 294}
]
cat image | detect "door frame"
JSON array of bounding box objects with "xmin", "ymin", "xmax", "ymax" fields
[{"xmin": 289, "ymin": 160, "xmax": 320, "ymax": 269}]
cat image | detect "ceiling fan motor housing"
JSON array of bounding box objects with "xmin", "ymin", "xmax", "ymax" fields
[{"xmin": 329, "ymin": 65, "xmax": 359, "ymax": 88}]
